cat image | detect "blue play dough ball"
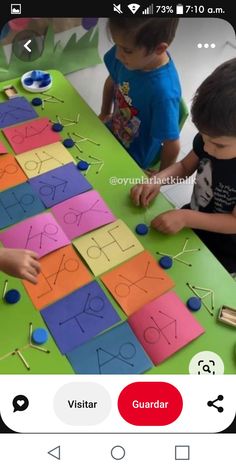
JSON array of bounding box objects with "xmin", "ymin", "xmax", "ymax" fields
[
  {"xmin": 52, "ymin": 123, "xmax": 63, "ymax": 132},
  {"xmin": 159, "ymin": 255, "xmax": 173, "ymax": 269},
  {"xmin": 77, "ymin": 160, "xmax": 89, "ymax": 171},
  {"xmin": 42, "ymin": 73, "xmax": 50, "ymax": 81},
  {"xmin": 63, "ymin": 138, "xmax": 74, "ymax": 148},
  {"xmin": 135, "ymin": 223, "xmax": 149, "ymax": 235},
  {"xmin": 32, "ymin": 97, "xmax": 42, "ymax": 106},
  {"xmin": 39, "ymin": 77, "xmax": 51, "ymax": 87},
  {"xmin": 31, "ymin": 70, "xmax": 44, "ymax": 81},
  {"xmin": 5, "ymin": 289, "xmax": 21, "ymax": 304},
  {"xmin": 24, "ymin": 77, "xmax": 34, "ymax": 86},
  {"xmin": 187, "ymin": 296, "xmax": 202, "ymax": 311},
  {"xmin": 32, "ymin": 328, "xmax": 48, "ymax": 345}
]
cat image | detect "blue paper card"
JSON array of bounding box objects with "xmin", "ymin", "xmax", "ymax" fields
[
  {"xmin": 0, "ymin": 182, "xmax": 45, "ymax": 229},
  {"xmin": 41, "ymin": 280, "xmax": 121, "ymax": 354},
  {"xmin": 29, "ymin": 163, "xmax": 92, "ymax": 208},
  {"xmin": 0, "ymin": 97, "xmax": 38, "ymax": 128},
  {"xmin": 67, "ymin": 322, "xmax": 153, "ymax": 374}
]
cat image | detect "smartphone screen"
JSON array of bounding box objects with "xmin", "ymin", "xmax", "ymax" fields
[{"xmin": 0, "ymin": 1, "xmax": 235, "ymax": 469}]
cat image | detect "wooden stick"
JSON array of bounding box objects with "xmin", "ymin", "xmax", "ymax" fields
[
  {"xmin": 15, "ymin": 349, "xmax": 30, "ymax": 370},
  {"xmin": 30, "ymin": 344, "xmax": 50, "ymax": 354},
  {"xmin": 29, "ymin": 322, "xmax": 33, "ymax": 341},
  {"xmin": 0, "ymin": 350, "xmax": 14, "ymax": 361},
  {"xmin": 221, "ymin": 312, "xmax": 236, "ymax": 322},
  {"xmin": 187, "ymin": 283, "xmax": 201, "ymax": 298},
  {"xmin": 2, "ymin": 280, "xmax": 8, "ymax": 300},
  {"xmin": 182, "ymin": 238, "xmax": 189, "ymax": 252},
  {"xmin": 174, "ymin": 257, "xmax": 191, "ymax": 267},
  {"xmin": 192, "ymin": 285, "xmax": 213, "ymax": 292}
]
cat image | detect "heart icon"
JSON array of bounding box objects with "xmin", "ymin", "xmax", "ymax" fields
[{"xmin": 17, "ymin": 400, "xmax": 24, "ymax": 407}]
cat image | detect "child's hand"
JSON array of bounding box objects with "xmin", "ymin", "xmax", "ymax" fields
[
  {"xmin": 98, "ymin": 113, "xmax": 112, "ymax": 123},
  {"xmin": 0, "ymin": 249, "xmax": 41, "ymax": 284},
  {"xmin": 151, "ymin": 209, "xmax": 187, "ymax": 234},
  {"xmin": 130, "ymin": 183, "xmax": 161, "ymax": 207}
]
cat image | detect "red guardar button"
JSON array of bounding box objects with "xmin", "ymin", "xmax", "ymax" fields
[{"xmin": 118, "ymin": 382, "xmax": 183, "ymax": 426}]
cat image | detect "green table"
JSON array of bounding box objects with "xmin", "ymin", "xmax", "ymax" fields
[{"xmin": 0, "ymin": 70, "xmax": 235, "ymax": 374}]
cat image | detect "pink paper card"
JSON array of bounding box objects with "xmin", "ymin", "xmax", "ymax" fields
[
  {"xmin": 128, "ymin": 292, "xmax": 205, "ymax": 365},
  {"xmin": 3, "ymin": 118, "xmax": 60, "ymax": 154},
  {"xmin": 52, "ymin": 190, "xmax": 116, "ymax": 240},
  {"xmin": 0, "ymin": 212, "xmax": 70, "ymax": 257},
  {"xmin": 0, "ymin": 141, "xmax": 8, "ymax": 154}
]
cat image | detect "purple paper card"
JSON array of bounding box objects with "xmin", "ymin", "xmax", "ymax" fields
[
  {"xmin": 0, "ymin": 212, "xmax": 70, "ymax": 257},
  {"xmin": 51, "ymin": 190, "xmax": 116, "ymax": 240},
  {"xmin": 0, "ymin": 97, "xmax": 38, "ymax": 128},
  {"xmin": 41, "ymin": 280, "xmax": 121, "ymax": 354},
  {"xmin": 29, "ymin": 163, "xmax": 92, "ymax": 208}
]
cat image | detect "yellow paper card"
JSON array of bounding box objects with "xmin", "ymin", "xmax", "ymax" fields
[
  {"xmin": 73, "ymin": 219, "xmax": 144, "ymax": 276},
  {"xmin": 15, "ymin": 142, "xmax": 74, "ymax": 178}
]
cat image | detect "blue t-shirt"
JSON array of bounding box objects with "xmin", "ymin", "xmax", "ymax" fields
[{"xmin": 104, "ymin": 46, "xmax": 181, "ymax": 169}]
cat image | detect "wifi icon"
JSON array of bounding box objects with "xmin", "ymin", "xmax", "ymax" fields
[{"xmin": 128, "ymin": 3, "xmax": 141, "ymax": 13}]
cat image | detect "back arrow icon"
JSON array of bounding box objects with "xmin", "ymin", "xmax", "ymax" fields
[
  {"xmin": 24, "ymin": 39, "xmax": 32, "ymax": 52},
  {"xmin": 48, "ymin": 445, "xmax": 61, "ymax": 460}
]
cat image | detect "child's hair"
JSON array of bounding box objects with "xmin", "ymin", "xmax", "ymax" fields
[
  {"xmin": 107, "ymin": 18, "xmax": 179, "ymax": 52},
  {"xmin": 191, "ymin": 58, "xmax": 236, "ymax": 137}
]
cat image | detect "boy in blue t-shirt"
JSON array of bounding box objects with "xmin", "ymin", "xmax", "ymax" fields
[{"xmin": 99, "ymin": 18, "xmax": 181, "ymax": 170}]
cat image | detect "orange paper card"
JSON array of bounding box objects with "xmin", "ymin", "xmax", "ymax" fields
[
  {"xmin": 101, "ymin": 250, "xmax": 175, "ymax": 316},
  {"xmin": 0, "ymin": 153, "xmax": 27, "ymax": 191},
  {"xmin": 23, "ymin": 245, "xmax": 92, "ymax": 309}
]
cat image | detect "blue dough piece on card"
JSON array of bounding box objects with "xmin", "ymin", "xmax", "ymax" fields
[
  {"xmin": 31, "ymin": 70, "xmax": 44, "ymax": 81},
  {"xmin": 24, "ymin": 77, "xmax": 34, "ymax": 86},
  {"xmin": 187, "ymin": 297, "xmax": 202, "ymax": 311},
  {"xmin": 42, "ymin": 73, "xmax": 50, "ymax": 81},
  {"xmin": 32, "ymin": 328, "xmax": 48, "ymax": 345},
  {"xmin": 135, "ymin": 223, "xmax": 149, "ymax": 235},
  {"xmin": 77, "ymin": 160, "xmax": 89, "ymax": 171},
  {"xmin": 159, "ymin": 256, "xmax": 173, "ymax": 269},
  {"xmin": 32, "ymin": 97, "xmax": 42, "ymax": 106},
  {"xmin": 5, "ymin": 289, "xmax": 21, "ymax": 304},
  {"xmin": 63, "ymin": 138, "xmax": 74, "ymax": 148},
  {"xmin": 52, "ymin": 123, "xmax": 63, "ymax": 132},
  {"xmin": 39, "ymin": 77, "xmax": 51, "ymax": 87}
]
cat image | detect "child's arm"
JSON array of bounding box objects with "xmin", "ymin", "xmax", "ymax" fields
[
  {"xmin": 131, "ymin": 149, "xmax": 199, "ymax": 207},
  {"xmin": 99, "ymin": 75, "xmax": 114, "ymax": 122},
  {"xmin": 0, "ymin": 248, "xmax": 41, "ymax": 284},
  {"xmin": 182, "ymin": 206, "xmax": 236, "ymax": 234},
  {"xmin": 159, "ymin": 139, "xmax": 180, "ymax": 170},
  {"xmin": 151, "ymin": 206, "xmax": 236, "ymax": 235}
]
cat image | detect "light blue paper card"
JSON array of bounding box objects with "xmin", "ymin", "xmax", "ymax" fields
[
  {"xmin": 67, "ymin": 322, "xmax": 153, "ymax": 374},
  {"xmin": 0, "ymin": 181, "xmax": 45, "ymax": 229}
]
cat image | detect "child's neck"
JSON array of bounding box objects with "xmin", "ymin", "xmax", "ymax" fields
[{"xmin": 143, "ymin": 51, "xmax": 169, "ymax": 71}]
